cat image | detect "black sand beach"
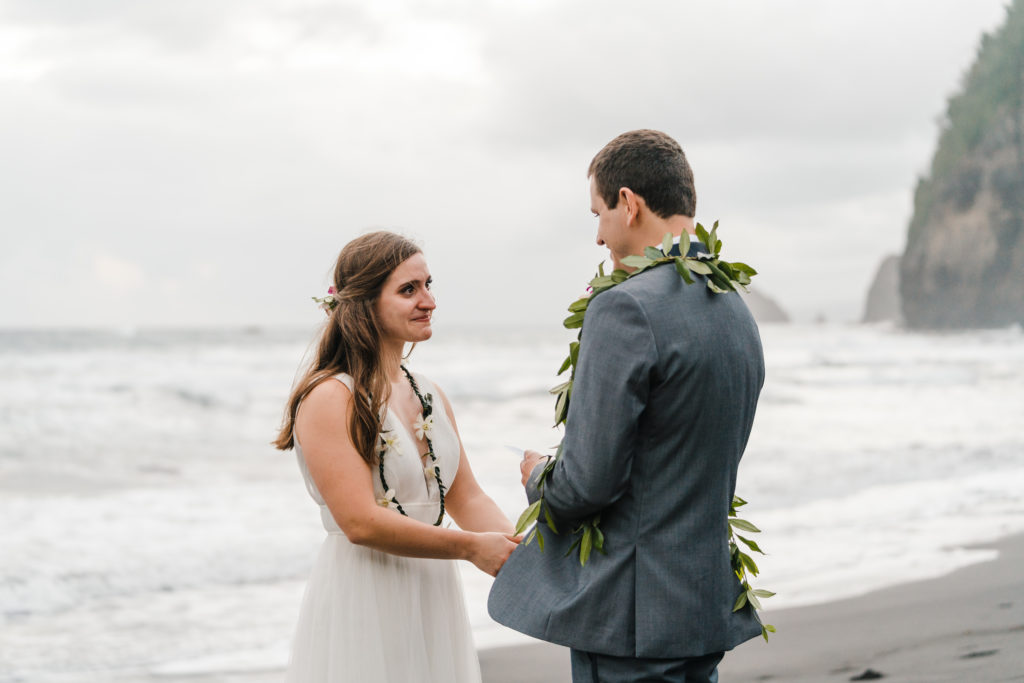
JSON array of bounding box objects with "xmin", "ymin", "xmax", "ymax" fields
[{"xmin": 480, "ymin": 533, "xmax": 1024, "ymax": 682}]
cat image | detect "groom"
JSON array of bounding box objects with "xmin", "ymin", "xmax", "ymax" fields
[{"xmin": 488, "ymin": 129, "xmax": 765, "ymax": 682}]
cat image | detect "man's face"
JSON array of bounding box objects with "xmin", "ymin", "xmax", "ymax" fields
[{"xmin": 590, "ymin": 177, "xmax": 631, "ymax": 270}]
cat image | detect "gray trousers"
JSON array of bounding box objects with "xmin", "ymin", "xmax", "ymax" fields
[{"xmin": 570, "ymin": 649, "xmax": 724, "ymax": 683}]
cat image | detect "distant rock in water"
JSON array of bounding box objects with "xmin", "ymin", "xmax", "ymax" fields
[
  {"xmin": 901, "ymin": 2, "xmax": 1024, "ymax": 328},
  {"xmin": 862, "ymin": 255, "xmax": 902, "ymax": 323},
  {"xmin": 740, "ymin": 289, "xmax": 790, "ymax": 324}
]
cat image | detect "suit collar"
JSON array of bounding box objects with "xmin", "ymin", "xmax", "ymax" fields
[{"xmin": 667, "ymin": 236, "xmax": 704, "ymax": 258}]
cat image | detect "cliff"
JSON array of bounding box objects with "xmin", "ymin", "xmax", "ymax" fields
[
  {"xmin": 740, "ymin": 289, "xmax": 790, "ymax": 324},
  {"xmin": 900, "ymin": 2, "xmax": 1024, "ymax": 328},
  {"xmin": 862, "ymin": 255, "xmax": 902, "ymax": 323}
]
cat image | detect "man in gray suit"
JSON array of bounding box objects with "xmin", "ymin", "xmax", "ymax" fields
[{"xmin": 488, "ymin": 129, "xmax": 764, "ymax": 682}]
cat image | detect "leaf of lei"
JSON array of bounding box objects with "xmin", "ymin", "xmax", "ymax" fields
[
  {"xmin": 380, "ymin": 367, "xmax": 445, "ymax": 526},
  {"xmin": 515, "ymin": 222, "xmax": 774, "ymax": 637}
]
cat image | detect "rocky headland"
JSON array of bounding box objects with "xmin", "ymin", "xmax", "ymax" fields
[
  {"xmin": 862, "ymin": 255, "xmax": 901, "ymax": 323},
  {"xmin": 900, "ymin": 1, "xmax": 1024, "ymax": 328},
  {"xmin": 741, "ymin": 289, "xmax": 790, "ymax": 325}
]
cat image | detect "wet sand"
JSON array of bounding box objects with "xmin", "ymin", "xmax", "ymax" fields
[{"xmin": 480, "ymin": 532, "xmax": 1024, "ymax": 682}]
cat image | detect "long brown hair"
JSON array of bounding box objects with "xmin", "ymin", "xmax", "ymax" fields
[{"xmin": 274, "ymin": 231, "xmax": 422, "ymax": 463}]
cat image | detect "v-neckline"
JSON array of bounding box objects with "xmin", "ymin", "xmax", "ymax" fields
[
  {"xmin": 385, "ymin": 402, "xmax": 430, "ymax": 463},
  {"xmin": 383, "ymin": 402, "xmax": 435, "ymax": 497}
]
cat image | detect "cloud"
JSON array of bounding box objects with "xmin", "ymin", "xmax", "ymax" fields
[
  {"xmin": 0, "ymin": 0, "xmax": 1010, "ymax": 326},
  {"xmin": 0, "ymin": 0, "xmax": 251, "ymax": 53},
  {"xmin": 476, "ymin": 0, "xmax": 1004, "ymax": 152},
  {"xmin": 92, "ymin": 251, "xmax": 145, "ymax": 290}
]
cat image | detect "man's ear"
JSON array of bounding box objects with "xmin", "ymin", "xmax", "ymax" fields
[{"xmin": 619, "ymin": 187, "xmax": 642, "ymax": 227}]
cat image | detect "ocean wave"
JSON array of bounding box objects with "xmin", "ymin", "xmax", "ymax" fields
[{"xmin": 1, "ymin": 324, "xmax": 1023, "ymax": 675}]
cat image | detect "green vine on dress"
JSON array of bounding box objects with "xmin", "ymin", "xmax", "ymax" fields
[{"xmin": 514, "ymin": 222, "xmax": 775, "ymax": 640}]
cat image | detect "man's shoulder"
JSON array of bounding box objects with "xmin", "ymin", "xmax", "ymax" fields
[
  {"xmin": 591, "ymin": 263, "xmax": 755, "ymax": 337},
  {"xmin": 586, "ymin": 278, "xmax": 647, "ymax": 318},
  {"xmin": 582, "ymin": 268, "xmax": 683, "ymax": 340},
  {"xmin": 594, "ymin": 263, "xmax": 702, "ymax": 311}
]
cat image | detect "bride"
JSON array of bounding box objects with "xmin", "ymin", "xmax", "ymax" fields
[{"xmin": 274, "ymin": 231, "xmax": 517, "ymax": 682}]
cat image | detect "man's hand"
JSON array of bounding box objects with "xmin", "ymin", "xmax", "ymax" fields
[{"xmin": 520, "ymin": 449, "xmax": 550, "ymax": 486}]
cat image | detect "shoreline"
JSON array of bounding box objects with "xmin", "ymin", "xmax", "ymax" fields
[
  {"xmin": 479, "ymin": 532, "xmax": 1024, "ymax": 682},
  {"xmin": 118, "ymin": 533, "xmax": 1023, "ymax": 682}
]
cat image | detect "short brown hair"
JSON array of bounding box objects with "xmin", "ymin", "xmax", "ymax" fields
[{"xmin": 588, "ymin": 129, "xmax": 696, "ymax": 218}]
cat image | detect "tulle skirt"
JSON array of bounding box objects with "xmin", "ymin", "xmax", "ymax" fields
[{"xmin": 284, "ymin": 533, "xmax": 481, "ymax": 683}]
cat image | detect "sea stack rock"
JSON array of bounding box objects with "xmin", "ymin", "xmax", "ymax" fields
[
  {"xmin": 900, "ymin": 2, "xmax": 1024, "ymax": 328},
  {"xmin": 862, "ymin": 255, "xmax": 902, "ymax": 323},
  {"xmin": 740, "ymin": 289, "xmax": 790, "ymax": 324}
]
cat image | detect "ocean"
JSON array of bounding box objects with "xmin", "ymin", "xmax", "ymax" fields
[{"xmin": 2, "ymin": 322, "xmax": 1023, "ymax": 681}]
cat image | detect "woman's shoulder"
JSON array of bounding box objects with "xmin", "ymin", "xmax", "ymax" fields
[
  {"xmin": 294, "ymin": 375, "xmax": 355, "ymax": 447},
  {"xmin": 301, "ymin": 374, "xmax": 354, "ymax": 410}
]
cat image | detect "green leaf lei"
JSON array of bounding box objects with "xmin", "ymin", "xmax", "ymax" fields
[
  {"xmin": 377, "ymin": 366, "xmax": 446, "ymax": 526},
  {"xmin": 514, "ymin": 222, "xmax": 775, "ymax": 640}
]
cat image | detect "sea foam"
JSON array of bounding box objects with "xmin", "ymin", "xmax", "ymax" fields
[{"xmin": 1, "ymin": 323, "xmax": 1023, "ymax": 679}]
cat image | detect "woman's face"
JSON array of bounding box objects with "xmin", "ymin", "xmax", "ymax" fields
[{"xmin": 375, "ymin": 253, "xmax": 436, "ymax": 345}]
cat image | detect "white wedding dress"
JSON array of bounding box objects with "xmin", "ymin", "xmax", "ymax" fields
[{"xmin": 285, "ymin": 372, "xmax": 481, "ymax": 683}]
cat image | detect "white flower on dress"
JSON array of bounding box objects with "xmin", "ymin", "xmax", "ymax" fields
[
  {"xmin": 379, "ymin": 432, "xmax": 400, "ymax": 456},
  {"xmin": 376, "ymin": 489, "xmax": 396, "ymax": 508},
  {"xmin": 423, "ymin": 463, "xmax": 436, "ymax": 479},
  {"xmin": 412, "ymin": 414, "xmax": 434, "ymax": 441}
]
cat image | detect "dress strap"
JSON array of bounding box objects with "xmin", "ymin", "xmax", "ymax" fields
[{"xmin": 331, "ymin": 372, "xmax": 355, "ymax": 392}]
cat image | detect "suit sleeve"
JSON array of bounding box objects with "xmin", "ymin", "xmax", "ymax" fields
[{"xmin": 526, "ymin": 287, "xmax": 654, "ymax": 519}]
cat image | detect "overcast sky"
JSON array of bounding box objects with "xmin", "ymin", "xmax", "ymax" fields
[{"xmin": 0, "ymin": 0, "xmax": 1010, "ymax": 328}]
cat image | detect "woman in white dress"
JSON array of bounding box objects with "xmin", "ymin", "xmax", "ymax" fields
[{"xmin": 274, "ymin": 231, "xmax": 518, "ymax": 683}]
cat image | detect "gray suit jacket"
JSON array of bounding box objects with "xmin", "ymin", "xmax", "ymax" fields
[{"xmin": 488, "ymin": 241, "xmax": 765, "ymax": 658}]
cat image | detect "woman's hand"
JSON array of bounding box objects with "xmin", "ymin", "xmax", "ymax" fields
[{"xmin": 466, "ymin": 532, "xmax": 520, "ymax": 576}]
